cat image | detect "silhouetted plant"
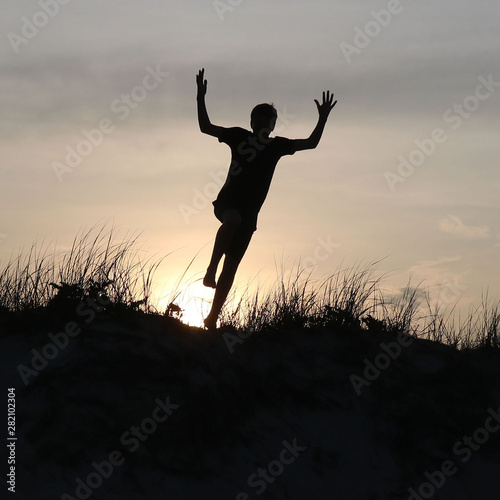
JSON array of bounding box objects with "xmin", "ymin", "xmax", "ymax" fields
[
  {"xmin": 0, "ymin": 223, "xmax": 164, "ymax": 313},
  {"xmin": 2, "ymin": 225, "xmax": 500, "ymax": 350},
  {"xmin": 165, "ymin": 302, "xmax": 183, "ymax": 320}
]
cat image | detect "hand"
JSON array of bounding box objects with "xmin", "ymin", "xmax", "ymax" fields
[
  {"xmin": 314, "ymin": 91, "xmax": 337, "ymax": 120},
  {"xmin": 196, "ymin": 68, "xmax": 207, "ymax": 98}
]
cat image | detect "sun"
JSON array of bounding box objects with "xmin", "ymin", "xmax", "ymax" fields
[{"xmin": 156, "ymin": 280, "xmax": 214, "ymax": 328}]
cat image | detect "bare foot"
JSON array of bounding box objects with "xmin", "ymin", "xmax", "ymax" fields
[
  {"xmin": 203, "ymin": 270, "xmax": 217, "ymax": 288},
  {"xmin": 204, "ymin": 314, "xmax": 217, "ymax": 330}
]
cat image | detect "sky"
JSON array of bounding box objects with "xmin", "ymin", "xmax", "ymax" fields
[{"xmin": 1, "ymin": 0, "xmax": 500, "ymax": 326}]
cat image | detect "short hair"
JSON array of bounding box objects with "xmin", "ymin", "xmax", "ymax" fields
[{"xmin": 251, "ymin": 103, "xmax": 277, "ymax": 122}]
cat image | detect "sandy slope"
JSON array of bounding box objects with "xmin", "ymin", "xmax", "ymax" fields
[{"xmin": 2, "ymin": 307, "xmax": 500, "ymax": 500}]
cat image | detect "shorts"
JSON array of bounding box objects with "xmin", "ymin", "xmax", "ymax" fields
[{"xmin": 213, "ymin": 202, "xmax": 256, "ymax": 262}]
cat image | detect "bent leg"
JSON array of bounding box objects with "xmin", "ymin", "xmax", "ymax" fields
[
  {"xmin": 203, "ymin": 209, "xmax": 242, "ymax": 288},
  {"xmin": 204, "ymin": 225, "xmax": 254, "ymax": 330},
  {"xmin": 204, "ymin": 254, "xmax": 240, "ymax": 329}
]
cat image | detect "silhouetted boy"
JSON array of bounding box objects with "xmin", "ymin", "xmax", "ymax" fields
[{"xmin": 196, "ymin": 68, "xmax": 336, "ymax": 329}]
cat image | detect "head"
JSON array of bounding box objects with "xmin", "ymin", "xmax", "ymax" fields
[{"xmin": 250, "ymin": 103, "xmax": 277, "ymax": 136}]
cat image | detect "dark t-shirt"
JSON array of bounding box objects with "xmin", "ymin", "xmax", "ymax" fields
[{"xmin": 213, "ymin": 127, "xmax": 297, "ymax": 229}]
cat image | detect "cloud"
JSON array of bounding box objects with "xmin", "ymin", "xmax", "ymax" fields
[
  {"xmin": 405, "ymin": 256, "xmax": 468, "ymax": 307},
  {"xmin": 439, "ymin": 215, "xmax": 490, "ymax": 240},
  {"xmin": 408, "ymin": 256, "xmax": 463, "ymax": 285}
]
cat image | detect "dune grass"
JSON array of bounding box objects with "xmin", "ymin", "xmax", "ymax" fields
[
  {"xmin": 0, "ymin": 224, "xmax": 165, "ymax": 314},
  {"xmin": 1, "ymin": 224, "xmax": 499, "ymax": 349},
  {"xmin": 218, "ymin": 261, "xmax": 385, "ymax": 332}
]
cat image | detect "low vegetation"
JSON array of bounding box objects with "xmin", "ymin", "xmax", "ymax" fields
[{"xmin": 1, "ymin": 224, "xmax": 499, "ymax": 349}]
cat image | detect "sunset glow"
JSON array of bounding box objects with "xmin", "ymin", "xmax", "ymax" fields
[{"xmin": 2, "ymin": 0, "xmax": 500, "ymax": 326}]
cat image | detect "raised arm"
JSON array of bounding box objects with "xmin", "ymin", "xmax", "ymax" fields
[
  {"xmin": 196, "ymin": 68, "xmax": 224, "ymax": 137},
  {"xmin": 294, "ymin": 91, "xmax": 337, "ymax": 151}
]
